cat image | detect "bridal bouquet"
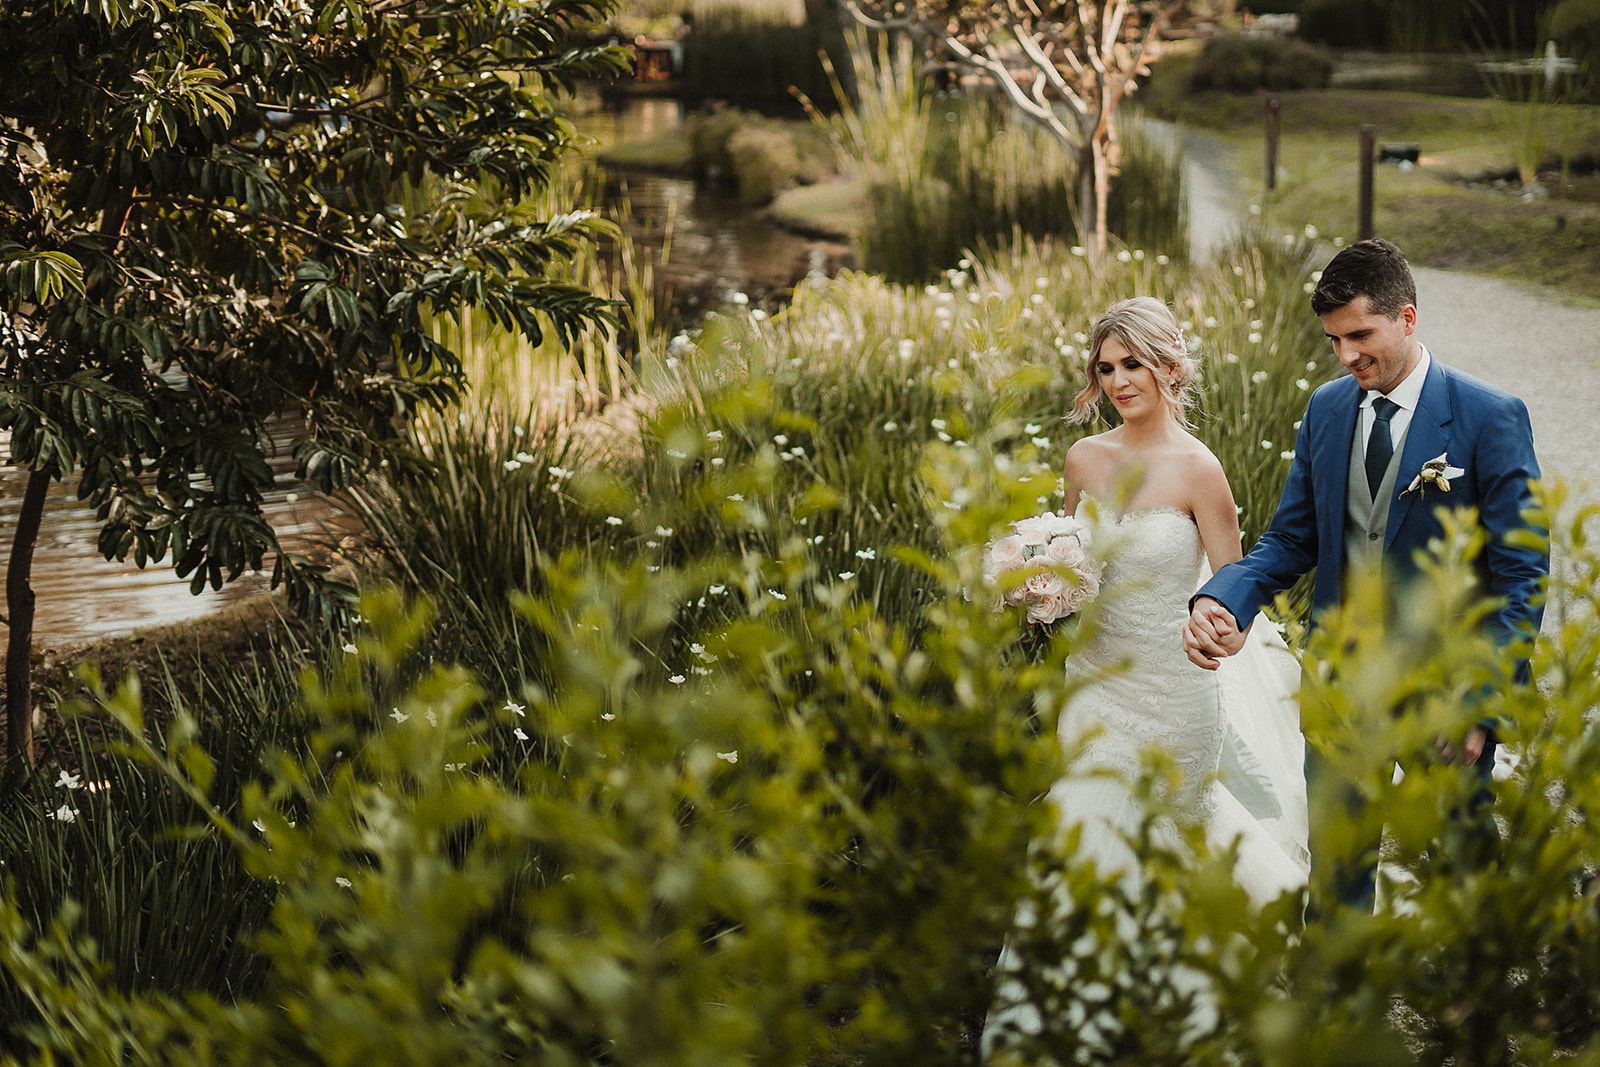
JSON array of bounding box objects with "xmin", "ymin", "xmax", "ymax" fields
[{"xmin": 981, "ymin": 512, "xmax": 1102, "ymax": 626}]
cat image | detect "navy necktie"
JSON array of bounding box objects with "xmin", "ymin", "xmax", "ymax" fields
[{"xmin": 1364, "ymin": 397, "xmax": 1399, "ymax": 500}]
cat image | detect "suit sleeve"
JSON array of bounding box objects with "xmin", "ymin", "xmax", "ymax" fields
[
  {"xmin": 1468, "ymin": 395, "xmax": 1547, "ymax": 654},
  {"xmin": 1195, "ymin": 401, "xmax": 1321, "ymax": 627}
]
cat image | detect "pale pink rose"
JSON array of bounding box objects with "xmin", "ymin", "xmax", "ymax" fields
[
  {"xmin": 1042, "ymin": 535, "xmax": 1085, "ymax": 568},
  {"xmin": 1025, "ymin": 592, "xmax": 1069, "ymax": 626},
  {"xmin": 1012, "ymin": 514, "xmax": 1053, "ymax": 545},
  {"xmin": 1024, "ymin": 570, "xmax": 1067, "ymax": 599},
  {"xmin": 986, "ymin": 534, "xmax": 1029, "ymax": 572}
]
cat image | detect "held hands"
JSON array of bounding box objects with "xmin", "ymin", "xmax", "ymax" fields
[
  {"xmin": 1184, "ymin": 597, "xmax": 1247, "ymax": 670},
  {"xmin": 1436, "ymin": 725, "xmax": 1490, "ymax": 767}
]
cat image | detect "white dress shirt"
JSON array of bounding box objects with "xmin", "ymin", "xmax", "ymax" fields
[{"xmin": 1361, "ymin": 346, "xmax": 1430, "ymax": 452}]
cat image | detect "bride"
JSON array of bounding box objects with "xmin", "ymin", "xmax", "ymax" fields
[{"xmin": 984, "ymin": 297, "xmax": 1307, "ymax": 1055}]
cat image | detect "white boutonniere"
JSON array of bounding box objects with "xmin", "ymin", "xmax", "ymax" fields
[{"xmin": 1402, "ymin": 452, "xmax": 1465, "ymax": 497}]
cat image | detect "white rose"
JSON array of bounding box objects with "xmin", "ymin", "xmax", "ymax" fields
[
  {"xmin": 1041, "ymin": 513, "xmax": 1081, "ymax": 539},
  {"xmin": 1012, "ymin": 514, "xmax": 1053, "ymax": 545}
]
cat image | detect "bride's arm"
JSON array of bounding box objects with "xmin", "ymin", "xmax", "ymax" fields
[{"xmin": 1189, "ymin": 448, "xmax": 1245, "ymax": 576}]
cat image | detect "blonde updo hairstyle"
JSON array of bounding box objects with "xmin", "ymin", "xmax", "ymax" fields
[{"xmin": 1068, "ymin": 296, "xmax": 1199, "ymax": 429}]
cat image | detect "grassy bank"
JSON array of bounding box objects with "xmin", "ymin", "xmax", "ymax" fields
[{"xmin": 1146, "ymin": 51, "xmax": 1600, "ymax": 304}]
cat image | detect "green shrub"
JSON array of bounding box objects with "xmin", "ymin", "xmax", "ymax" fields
[
  {"xmin": 1189, "ymin": 34, "xmax": 1335, "ymax": 93},
  {"xmin": 727, "ymin": 124, "xmax": 803, "ymax": 205}
]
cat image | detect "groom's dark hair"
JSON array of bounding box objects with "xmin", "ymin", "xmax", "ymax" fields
[{"xmin": 1309, "ymin": 237, "xmax": 1417, "ymax": 319}]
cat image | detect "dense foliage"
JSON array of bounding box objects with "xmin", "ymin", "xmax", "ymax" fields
[
  {"xmin": 4, "ymin": 233, "xmax": 1600, "ymax": 1062},
  {"xmin": 0, "ymin": 0, "xmax": 626, "ymax": 649}
]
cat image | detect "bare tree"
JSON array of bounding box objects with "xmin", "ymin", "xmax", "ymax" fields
[{"xmin": 846, "ymin": 0, "xmax": 1187, "ymax": 255}]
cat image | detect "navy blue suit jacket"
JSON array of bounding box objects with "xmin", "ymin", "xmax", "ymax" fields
[{"xmin": 1197, "ymin": 356, "xmax": 1546, "ymax": 651}]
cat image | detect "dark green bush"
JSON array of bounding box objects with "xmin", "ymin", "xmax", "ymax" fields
[
  {"xmin": 1189, "ymin": 34, "xmax": 1335, "ymax": 93},
  {"xmin": 1297, "ymin": 0, "xmax": 1388, "ymax": 48},
  {"xmin": 727, "ymin": 124, "xmax": 803, "ymax": 205}
]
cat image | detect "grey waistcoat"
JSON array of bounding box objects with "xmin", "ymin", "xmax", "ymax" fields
[{"xmin": 1344, "ymin": 416, "xmax": 1408, "ymax": 574}]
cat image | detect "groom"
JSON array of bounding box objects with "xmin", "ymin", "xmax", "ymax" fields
[{"xmin": 1182, "ymin": 238, "xmax": 1547, "ymax": 908}]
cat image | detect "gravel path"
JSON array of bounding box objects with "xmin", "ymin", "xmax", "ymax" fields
[{"xmin": 1413, "ymin": 267, "xmax": 1600, "ymax": 496}]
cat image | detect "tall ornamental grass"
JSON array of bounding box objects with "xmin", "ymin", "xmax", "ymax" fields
[{"xmin": 815, "ymin": 33, "xmax": 1187, "ymax": 283}]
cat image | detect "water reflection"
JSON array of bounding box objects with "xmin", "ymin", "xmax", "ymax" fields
[{"xmin": 0, "ymin": 435, "xmax": 339, "ymax": 649}]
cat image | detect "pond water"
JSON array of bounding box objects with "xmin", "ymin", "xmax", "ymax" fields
[
  {"xmin": 576, "ymin": 96, "xmax": 849, "ymax": 321},
  {"xmin": 0, "ymin": 431, "xmax": 343, "ymax": 650}
]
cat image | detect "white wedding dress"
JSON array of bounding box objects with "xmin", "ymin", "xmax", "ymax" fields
[
  {"xmin": 1053, "ymin": 504, "xmax": 1309, "ymax": 902},
  {"xmin": 983, "ymin": 505, "xmax": 1308, "ymax": 1057}
]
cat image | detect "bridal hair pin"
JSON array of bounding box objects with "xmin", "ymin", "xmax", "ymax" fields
[{"xmin": 1402, "ymin": 452, "xmax": 1465, "ymax": 497}]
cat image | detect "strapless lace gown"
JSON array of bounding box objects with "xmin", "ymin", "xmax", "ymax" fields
[
  {"xmin": 1051, "ymin": 505, "xmax": 1307, "ymax": 900},
  {"xmin": 983, "ymin": 507, "xmax": 1307, "ymax": 1058}
]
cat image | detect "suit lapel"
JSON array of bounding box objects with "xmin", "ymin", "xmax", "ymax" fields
[
  {"xmin": 1386, "ymin": 358, "xmax": 1453, "ymax": 550},
  {"xmin": 1316, "ymin": 378, "xmax": 1361, "ymax": 570}
]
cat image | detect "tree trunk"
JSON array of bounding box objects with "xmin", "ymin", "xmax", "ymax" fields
[
  {"xmin": 1079, "ymin": 138, "xmax": 1110, "ymax": 258},
  {"xmin": 5, "ymin": 468, "xmax": 51, "ymax": 786}
]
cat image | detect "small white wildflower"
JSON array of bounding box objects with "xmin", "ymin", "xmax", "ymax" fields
[
  {"xmin": 514, "ymin": 727, "xmax": 529, "ymax": 741},
  {"xmin": 1305, "ymin": 224, "xmax": 1319, "ymax": 239},
  {"xmin": 390, "ymin": 708, "xmax": 409, "ymax": 723},
  {"xmin": 709, "ymin": 585, "xmax": 726, "ymax": 595},
  {"xmin": 705, "ymin": 430, "xmax": 724, "ymax": 441},
  {"xmin": 646, "ymin": 540, "xmax": 659, "ymax": 549},
  {"xmin": 855, "ymin": 548, "xmax": 876, "ymax": 560},
  {"xmin": 774, "ymin": 434, "xmax": 789, "ymax": 446},
  {"xmin": 1261, "ymin": 440, "xmax": 1274, "ymax": 450},
  {"xmin": 425, "ymin": 711, "xmax": 438, "ymax": 727},
  {"xmin": 667, "ymin": 448, "xmax": 688, "ymax": 459},
  {"xmin": 505, "ymin": 700, "xmax": 525, "ymax": 717},
  {"xmin": 669, "ymin": 674, "xmax": 686, "ymax": 685},
  {"xmin": 252, "ymin": 819, "xmax": 267, "ymax": 833},
  {"xmin": 503, "ymin": 460, "xmax": 522, "ymax": 471},
  {"xmin": 838, "ymin": 571, "xmax": 855, "ymax": 580},
  {"xmin": 1281, "ymin": 450, "xmax": 1295, "ymax": 460},
  {"xmin": 769, "ymin": 590, "xmax": 787, "ymax": 601},
  {"xmin": 1157, "ymin": 254, "xmax": 1169, "ymax": 265},
  {"xmin": 727, "ymin": 493, "xmax": 744, "ymax": 502},
  {"xmin": 716, "ymin": 751, "xmax": 739, "ymax": 764},
  {"xmin": 1024, "ymin": 423, "xmax": 1042, "ymax": 434},
  {"xmin": 931, "ymin": 418, "xmax": 946, "ymax": 430},
  {"xmin": 606, "ymin": 515, "xmax": 623, "ymax": 526},
  {"xmin": 1225, "ymin": 353, "xmax": 1240, "ymax": 364},
  {"xmin": 1031, "ymin": 436, "xmax": 1050, "ymax": 449},
  {"xmin": 937, "ymin": 432, "xmax": 951, "ymax": 442},
  {"xmin": 51, "ymin": 805, "xmax": 78, "ymax": 823},
  {"xmin": 711, "ymin": 457, "xmax": 724, "ymax": 467},
  {"xmin": 55, "ymin": 770, "xmax": 80, "ymax": 790},
  {"xmin": 342, "ymin": 643, "xmax": 358, "ymax": 654},
  {"xmin": 1071, "ymin": 246, "xmax": 1086, "ymax": 257},
  {"xmin": 548, "ymin": 465, "xmax": 569, "ymax": 479},
  {"xmin": 1116, "ymin": 250, "xmax": 1132, "ymax": 262},
  {"xmin": 812, "ymin": 535, "xmax": 823, "ymax": 544},
  {"xmin": 336, "ymin": 877, "xmax": 352, "ymax": 888},
  {"xmin": 1303, "ymin": 281, "xmax": 1316, "ymax": 293},
  {"xmin": 1249, "ymin": 332, "xmax": 1262, "ymax": 344},
  {"xmin": 1204, "ymin": 316, "xmax": 1218, "ymax": 328},
  {"xmin": 655, "ymin": 526, "xmax": 673, "ymax": 537},
  {"xmin": 1251, "ymin": 371, "xmax": 1270, "ymax": 384},
  {"xmin": 513, "ymin": 425, "xmax": 525, "ymax": 437},
  {"xmin": 731, "ymin": 291, "xmax": 749, "ymax": 305},
  {"xmin": 883, "ymin": 421, "xmax": 898, "ymax": 432},
  {"xmin": 601, "ymin": 713, "xmax": 616, "ymax": 721},
  {"xmin": 1296, "ymin": 378, "xmax": 1310, "ymax": 391}
]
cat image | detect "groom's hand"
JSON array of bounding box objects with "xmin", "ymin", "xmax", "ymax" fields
[{"xmin": 1184, "ymin": 597, "xmax": 1245, "ymax": 670}]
